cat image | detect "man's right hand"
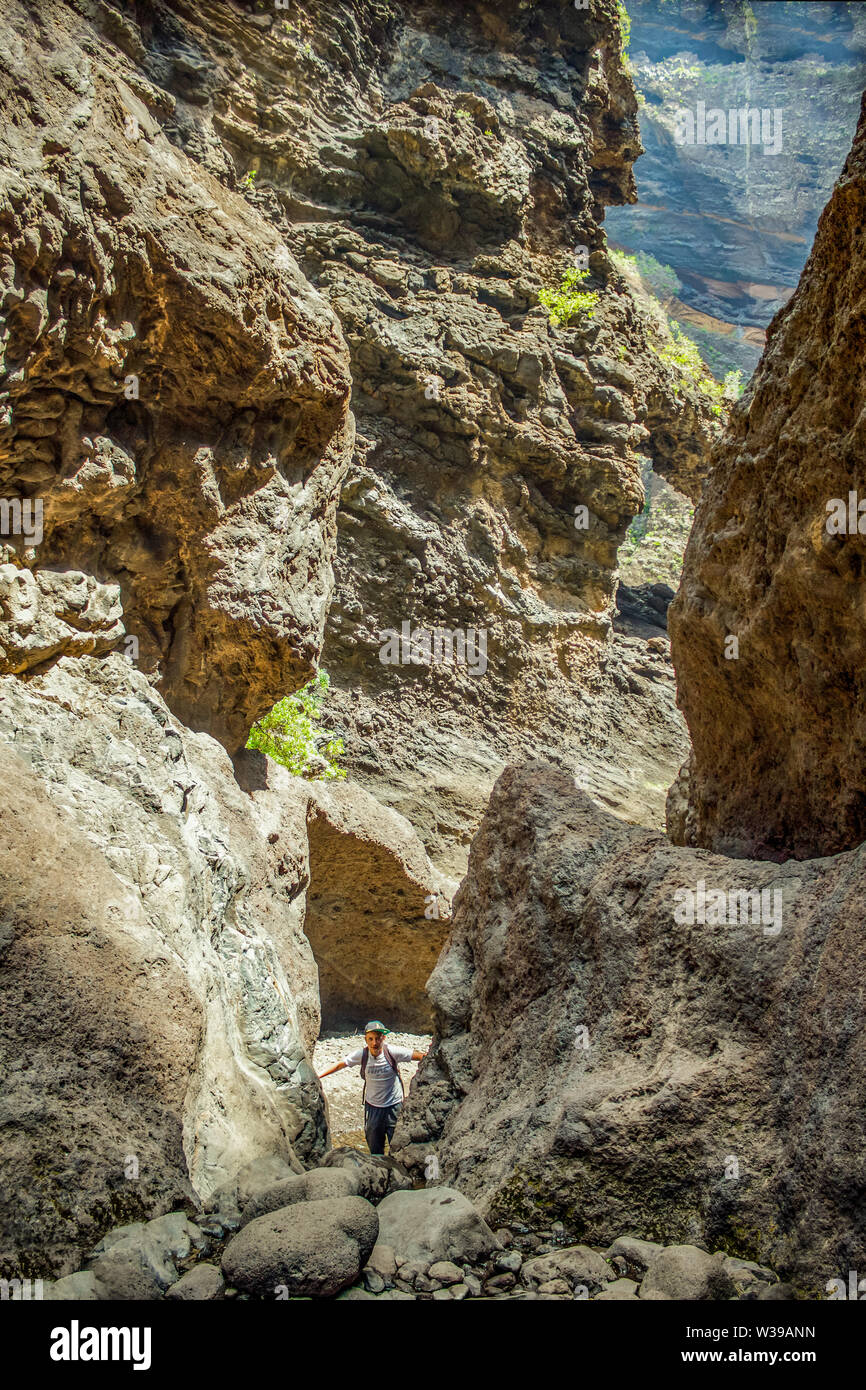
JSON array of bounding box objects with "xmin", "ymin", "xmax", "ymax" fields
[{"xmin": 317, "ymin": 1060, "xmax": 348, "ymax": 1079}]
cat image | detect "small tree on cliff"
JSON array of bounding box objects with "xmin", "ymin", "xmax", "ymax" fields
[{"xmin": 246, "ymin": 671, "xmax": 346, "ymax": 780}]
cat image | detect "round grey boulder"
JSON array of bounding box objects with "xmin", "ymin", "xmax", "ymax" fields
[
  {"xmin": 375, "ymin": 1187, "xmax": 499, "ymax": 1265},
  {"xmin": 240, "ymin": 1167, "xmax": 359, "ymax": 1226},
  {"xmin": 165, "ymin": 1263, "xmax": 226, "ymax": 1301},
  {"xmin": 222, "ymin": 1196, "xmax": 379, "ymax": 1299},
  {"xmin": 640, "ymin": 1246, "xmax": 736, "ymax": 1300}
]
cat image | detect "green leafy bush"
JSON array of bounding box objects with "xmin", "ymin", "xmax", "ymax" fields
[
  {"xmin": 723, "ymin": 368, "xmax": 745, "ymax": 399},
  {"xmin": 634, "ymin": 251, "xmax": 681, "ymax": 302},
  {"xmin": 610, "ymin": 248, "xmax": 744, "ymax": 416},
  {"xmin": 617, "ymin": 1, "xmax": 631, "ymax": 63},
  {"xmin": 539, "ymin": 267, "xmax": 599, "ymax": 327},
  {"xmin": 246, "ymin": 671, "xmax": 346, "ymax": 780},
  {"xmin": 655, "ymin": 319, "xmax": 707, "ymax": 378}
]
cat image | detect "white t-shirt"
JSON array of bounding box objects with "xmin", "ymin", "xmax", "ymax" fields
[{"xmin": 343, "ymin": 1045, "xmax": 413, "ymax": 1108}]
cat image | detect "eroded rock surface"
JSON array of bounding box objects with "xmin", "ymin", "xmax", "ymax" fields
[
  {"xmin": 302, "ymin": 781, "xmax": 455, "ymax": 1031},
  {"xmin": 669, "ymin": 93, "xmax": 866, "ymax": 860},
  {"xmin": 145, "ymin": 0, "xmax": 717, "ymax": 873},
  {"xmin": 0, "ymin": 643, "xmax": 328, "ymax": 1281},
  {"xmin": 397, "ymin": 761, "xmax": 866, "ymax": 1294},
  {"xmin": 0, "ymin": 0, "xmax": 354, "ymax": 752},
  {"xmin": 0, "ymin": 628, "xmax": 456, "ymax": 1279}
]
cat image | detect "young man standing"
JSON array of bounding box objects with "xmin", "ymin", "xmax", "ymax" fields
[{"xmin": 318, "ymin": 1021, "xmax": 426, "ymax": 1156}]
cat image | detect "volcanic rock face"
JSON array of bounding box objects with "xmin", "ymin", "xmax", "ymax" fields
[
  {"xmin": 668, "ymin": 92, "xmax": 866, "ymax": 861},
  {"xmin": 0, "ymin": 0, "xmax": 354, "ymax": 753},
  {"xmin": 606, "ymin": 0, "xmax": 866, "ymax": 377},
  {"xmin": 301, "ymin": 781, "xmax": 455, "ymax": 1033},
  {"xmin": 0, "ymin": 644, "xmax": 326, "ymax": 1282},
  {"xmin": 0, "ymin": 0, "xmax": 710, "ymax": 882},
  {"xmin": 0, "ymin": 0, "xmax": 720, "ymax": 1287},
  {"xmin": 397, "ymin": 762, "xmax": 866, "ymax": 1294},
  {"xmin": 181, "ymin": 0, "xmax": 717, "ymax": 873},
  {"xmin": 0, "ymin": 623, "xmax": 449, "ymax": 1279}
]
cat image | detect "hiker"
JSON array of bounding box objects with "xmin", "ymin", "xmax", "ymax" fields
[{"xmin": 318, "ymin": 1021, "xmax": 426, "ymax": 1156}]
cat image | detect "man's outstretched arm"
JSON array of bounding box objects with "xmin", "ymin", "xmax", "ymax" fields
[
  {"xmin": 410, "ymin": 1049, "xmax": 427, "ymax": 1061},
  {"xmin": 318, "ymin": 1061, "xmax": 348, "ymax": 1079}
]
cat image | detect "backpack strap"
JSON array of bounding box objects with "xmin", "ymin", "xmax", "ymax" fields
[
  {"xmin": 360, "ymin": 1047, "xmax": 369, "ymax": 1106},
  {"xmin": 383, "ymin": 1043, "xmax": 405, "ymax": 1099}
]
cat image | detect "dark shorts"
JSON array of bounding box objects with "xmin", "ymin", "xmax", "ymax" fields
[{"xmin": 364, "ymin": 1101, "xmax": 403, "ymax": 1156}]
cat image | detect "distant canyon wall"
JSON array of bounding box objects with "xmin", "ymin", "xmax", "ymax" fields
[
  {"xmin": 606, "ymin": 0, "xmax": 866, "ymax": 378},
  {"xmin": 669, "ymin": 89, "xmax": 866, "ymax": 861}
]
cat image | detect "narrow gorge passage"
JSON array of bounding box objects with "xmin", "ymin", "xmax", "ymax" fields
[
  {"xmin": 1, "ymin": 0, "xmax": 865, "ymax": 1356},
  {"xmin": 314, "ymin": 1032, "xmax": 430, "ymax": 1151}
]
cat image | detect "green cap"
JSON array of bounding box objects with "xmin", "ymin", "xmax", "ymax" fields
[{"xmin": 364, "ymin": 1020, "xmax": 390, "ymax": 1035}]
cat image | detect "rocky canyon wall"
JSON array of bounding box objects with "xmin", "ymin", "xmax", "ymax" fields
[
  {"xmin": 204, "ymin": 0, "xmax": 719, "ymax": 876},
  {"xmin": 397, "ymin": 48, "xmax": 866, "ymax": 1295},
  {"xmin": 396, "ymin": 761, "xmax": 866, "ymax": 1294},
  {"xmin": 669, "ymin": 90, "xmax": 866, "ymax": 860},
  {"xmin": 395, "ymin": 53, "xmax": 866, "ymax": 1300},
  {"xmin": 606, "ymin": 0, "xmax": 866, "ymax": 378},
  {"xmin": 7, "ymin": 0, "xmax": 842, "ymax": 1297},
  {"xmin": 0, "ymin": 0, "xmax": 445, "ymax": 1280},
  {"xmin": 0, "ymin": 0, "xmax": 354, "ymax": 753}
]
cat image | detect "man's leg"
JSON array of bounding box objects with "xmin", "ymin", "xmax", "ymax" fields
[
  {"xmin": 365, "ymin": 1102, "xmax": 388, "ymax": 1155},
  {"xmin": 383, "ymin": 1102, "xmax": 403, "ymax": 1153}
]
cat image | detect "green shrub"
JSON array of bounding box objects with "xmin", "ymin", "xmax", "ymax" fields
[
  {"xmin": 633, "ymin": 251, "xmax": 681, "ymax": 302},
  {"xmin": 617, "ymin": 1, "xmax": 631, "ymax": 63},
  {"xmin": 723, "ymin": 368, "xmax": 745, "ymax": 399},
  {"xmin": 246, "ymin": 671, "xmax": 346, "ymax": 780},
  {"xmin": 655, "ymin": 319, "xmax": 707, "ymax": 378},
  {"xmin": 539, "ymin": 267, "xmax": 599, "ymax": 327}
]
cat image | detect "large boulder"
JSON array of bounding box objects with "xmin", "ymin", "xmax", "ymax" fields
[
  {"xmin": 221, "ymin": 1196, "xmax": 379, "ymax": 1299},
  {"xmin": 521, "ymin": 1246, "xmax": 614, "ymax": 1293},
  {"xmin": 240, "ymin": 1168, "xmax": 359, "ymax": 1226},
  {"xmin": 375, "ymin": 1188, "xmax": 500, "ymax": 1266},
  {"xmin": 669, "ymin": 93, "xmax": 866, "ymax": 861},
  {"xmin": 640, "ymin": 1246, "xmax": 736, "ymax": 1302},
  {"xmin": 397, "ymin": 761, "xmax": 866, "ymax": 1295}
]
